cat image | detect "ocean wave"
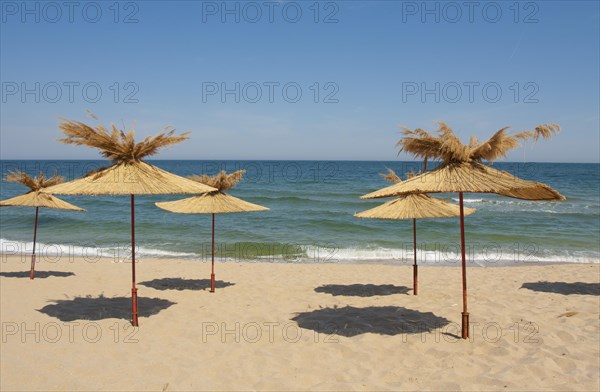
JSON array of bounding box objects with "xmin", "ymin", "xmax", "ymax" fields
[
  {"xmin": 299, "ymin": 245, "xmax": 600, "ymax": 265},
  {"xmin": 451, "ymin": 198, "xmax": 483, "ymax": 203},
  {"xmin": 0, "ymin": 238, "xmax": 198, "ymax": 261},
  {"xmin": 1, "ymin": 239, "xmax": 598, "ymax": 265},
  {"xmin": 447, "ymin": 198, "xmax": 599, "ymax": 216}
]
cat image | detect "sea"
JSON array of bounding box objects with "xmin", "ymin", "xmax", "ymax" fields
[{"xmin": 1, "ymin": 160, "xmax": 598, "ymax": 267}]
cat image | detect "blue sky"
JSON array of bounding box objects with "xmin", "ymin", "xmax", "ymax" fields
[{"xmin": 1, "ymin": 0, "xmax": 598, "ymax": 162}]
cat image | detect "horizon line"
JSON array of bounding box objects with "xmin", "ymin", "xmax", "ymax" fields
[{"xmin": 0, "ymin": 158, "xmax": 598, "ymax": 164}]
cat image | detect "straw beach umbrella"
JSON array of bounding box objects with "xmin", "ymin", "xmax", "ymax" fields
[
  {"xmin": 156, "ymin": 170, "xmax": 268, "ymax": 293},
  {"xmin": 355, "ymin": 169, "xmax": 475, "ymax": 295},
  {"xmin": 0, "ymin": 170, "xmax": 84, "ymax": 279},
  {"xmin": 362, "ymin": 123, "xmax": 565, "ymax": 338},
  {"xmin": 44, "ymin": 116, "xmax": 216, "ymax": 326}
]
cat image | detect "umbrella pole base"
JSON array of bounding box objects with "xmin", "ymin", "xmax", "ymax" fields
[
  {"xmin": 29, "ymin": 254, "xmax": 36, "ymax": 280},
  {"xmin": 413, "ymin": 265, "xmax": 418, "ymax": 295},
  {"xmin": 461, "ymin": 312, "xmax": 469, "ymax": 339},
  {"xmin": 131, "ymin": 288, "xmax": 139, "ymax": 327},
  {"xmin": 210, "ymin": 274, "xmax": 215, "ymax": 293}
]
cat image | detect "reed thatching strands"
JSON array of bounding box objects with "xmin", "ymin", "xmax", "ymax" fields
[
  {"xmin": 355, "ymin": 169, "xmax": 475, "ymax": 294},
  {"xmin": 362, "ymin": 123, "xmax": 565, "ymax": 339},
  {"xmin": 157, "ymin": 192, "xmax": 269, "ymax": 214},
  {"xmin": 44, "ymin": 115, "xmax": 217, "ymax": 326},
  {"xmin": 45, "ymin": 161, "xmax": 218, "ymax": 196},
  {"xmin": 0, "ymin": 170, "xmax": 84, "ymax": 279},
  {"xmin": 0, "ymin": 189, "xmax": 84, "ymax": 211},
  {"xmin": 356, "ymin": 193, "xmax": 475, "ymax": 220},
  {"xmin": 156, "ymin": 170, "xmax": 268, "ymax": 292},
  {"xmin": 362, "ymin": 162, "xmax": 565, "ymax": 200}
]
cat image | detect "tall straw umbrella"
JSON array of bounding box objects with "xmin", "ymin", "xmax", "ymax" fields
[
  {"xmin": 44, "ymin": 117, "xmax": 216, "ymax": 326},
  {"xmin": 362, "ymin": 123, "xmax": 565, "ymax": 339},
  {"xmin": 155, "ymin": 170, "xmax": 268, "ymax": 293},
  {"xmin": 0, "ymin": 170, "xmax": 84, "ymax": 279},
  {"xmin": 355, "ymin": 169, "xmax": 475, "ymax": 295}
]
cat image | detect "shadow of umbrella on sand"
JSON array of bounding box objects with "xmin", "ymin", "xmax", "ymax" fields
[
  {"xmin": 292, "ymin": 306, "xmax": 450, "ymax": 337},
  {"xmin": 139, "ymin": 277, "xmax": 235, "ymax": 291},
  {"xmin": 0, "ymin": 170, "xmax": 84, "ymax": 279},
  {"xmin": 38, "ymin": 295, "xmax": 176, "ymax": 322},
  {"xmin": 362, "ymin": 123, "xmax": 565, "ymax": 338},
  {"xmin": 0, "ymin": 271, "xmax": 75, "ymax": 279},
  {"xmin": 355, "ymin": 168, "xmax": 475, "ymax": 295},
  {"xmin": 156, "ymin": 170, "xmax": 268, "ymax": 293},
  {"xmin": 44, "ymin": 115, "xmax": 216, "ymax": 326},
  {"xmin": 314, "ymin": 283, "xmax": 411, "ymax": 297}
]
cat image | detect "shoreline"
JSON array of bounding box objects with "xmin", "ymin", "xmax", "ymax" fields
[{"xmin": 2, "ymin": 251, "xmax": 598, "ymax": 268}]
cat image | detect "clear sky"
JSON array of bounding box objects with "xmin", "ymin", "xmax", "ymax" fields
[{"xmin": 1, "ymin": 0, "xmax": 598, "ymax": 162}]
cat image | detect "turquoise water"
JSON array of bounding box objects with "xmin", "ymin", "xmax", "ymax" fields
[{"xmin": 1, "ymin": 160, "xmax": 598, "ymax": 266}]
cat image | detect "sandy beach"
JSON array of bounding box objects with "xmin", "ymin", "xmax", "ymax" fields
[{"xmin": 0, "ymin": 254, "xmax": 598, "ymax": 391}]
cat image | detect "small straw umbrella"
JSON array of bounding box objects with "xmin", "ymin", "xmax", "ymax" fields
[
  {"xmin": 44, "ymin": 115, "xmax": 216, "ymax": 326},
  {"xmin": 155, "ymin": 170, "xmax": 269, "ymax": 293},
  {"xmin": 362, "ymin": 123, "xmax": 565, "ymax": 339},
  {"xmin": 0, "ymin": 170, "xmax": 84, "ymax": 279},
  {"xmin": 355, "ymin": 169, "xmax": 475, "ymax": 295}
]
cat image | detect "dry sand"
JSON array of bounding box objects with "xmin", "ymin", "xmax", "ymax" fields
[{"xmin": 1, "ymin": 254, "xmax": 598, "ymax": 391}]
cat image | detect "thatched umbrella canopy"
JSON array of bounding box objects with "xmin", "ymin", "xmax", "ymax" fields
[
  {"xmin": 361, "ymin": 123, "xmax": 565, "ymax": 339},
  {"xmin": 44, "ymin": 116, "xmax": 217, "ymax": 326},
  {"xmin": 156, "ymin": 170, "xmax": 268, "ymax": 293},
  {"xmin": 355, "ymin": 169, "xmax": 475, "ymax": 294},
  {"xmin": 361, "ymin": 162, "xmax": 562, "ymax": 200},
  {"xmin": 0, "ymin": 170, "xmax": 84, "ymax": 279}
]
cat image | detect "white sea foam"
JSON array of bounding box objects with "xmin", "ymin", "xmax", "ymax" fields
[
  {"xmin": 451, "ymin": 198, "xmax": 483, "ymax": 203},
  {"xmin": 299, "ymin": 245, "xmax": 599, "ymax": 265},
  {"xmin": 0, "ymin": 238, "xmax": 198, "ymax": 262},
  {"xmin": 1, "ymin": 238, "xmax": 598, "ymax": 265}
]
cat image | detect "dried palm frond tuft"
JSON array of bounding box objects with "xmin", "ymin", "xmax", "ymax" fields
[
  {"xmin": 397, "ymin": 123, "xmax": 561, "ymax": 164},
  {"xmin": 468, "ymin": 135, "xmax": 479, "ymax": 149},
  {"xmin": 397, "ymin": 126, "xmax": 444, "ymax": 161},
  {"xmin": 5, "ymin": 170, "xmax": 64, "ymax": 191},
  {"xmin": 57, "ymin": 115, "xmax": 189, "ymax": 163},
  {"xmin": 531, "ymin": 123, "xmax": 561, "ymax": 141},
  {"xmin": 437, "ymin": 123, "xmax": 471, "ymax": 163},
  {"xmin": 380, "ymin": 168, "xmax": 402, "ymax": 184},
  {"xmin": 380, "ymin": 168, "xmax": 422, "ymax": 183},
  {"xmin": 469, "ymin": 127, "xmax": 520, "ymax": 162},
  {"xmin": 189, "ymin": 170, "xmax": 246, "ymax": 192}
]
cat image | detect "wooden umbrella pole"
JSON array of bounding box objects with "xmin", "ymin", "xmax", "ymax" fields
[
  {"xmin": 459, "ymin": 192, "xmax": 469, "ymax": 339},
  {"xmin": 30, "ymin": 207, "xmax": 39, "ymax": 280},
  {"xmin": 210, "ymin": 213, "xmax": 215, "ymax": 293},
  {"xmin": 413, "ymin": 218, "xmax": 418, "ymax": 295},
  {"xmin": 131, "ymin": 194, "xmax": 139, "ymax": 327}
]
